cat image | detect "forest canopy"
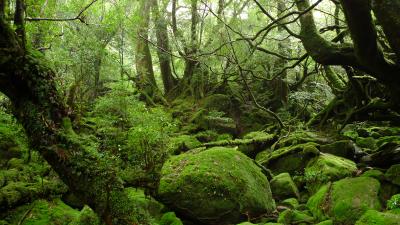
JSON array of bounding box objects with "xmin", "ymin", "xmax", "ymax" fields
[{"xmin": 0, "ymin": 0, "xmax": 400, "ymax": 224}]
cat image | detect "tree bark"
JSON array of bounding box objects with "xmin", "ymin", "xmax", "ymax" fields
[
  {"xmin": 182, "ymin": 0, "xmax": 199, "ymax": 81},
  {"xmin": 371, "ymin": 0, "xmax": 400, "ymax": 61},
  {"xmin": 135, "ymin": 0, "xmax": 157, "ymax": 97},
  {"xmin": 295, "ymin": 0, "xmax": 400, "ymax": 102},
  {"xmin": 0, "ymin": 16, "xmax": 142, "ymax": 225},
  {"xmin": 152, "ymin": 0, "xmax": 176, "ymax": 94},
  {"xmin": 272, "ymin": 1, "xmax": 289, "ymax": 106}
]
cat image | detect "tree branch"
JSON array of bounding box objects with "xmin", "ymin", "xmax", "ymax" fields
[{"xmin": 25, "ymin": 0, "xmax": 98, "ymax": 24}]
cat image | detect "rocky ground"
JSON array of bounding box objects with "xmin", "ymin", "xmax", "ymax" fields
[{"xmin": 1, "ymin": 96, "xmax": 400, "ymax": 225}]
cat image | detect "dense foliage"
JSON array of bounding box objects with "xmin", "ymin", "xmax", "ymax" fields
[{"xmin": 0, "ymin": 0, "xmax": 400, "ymax": 224}]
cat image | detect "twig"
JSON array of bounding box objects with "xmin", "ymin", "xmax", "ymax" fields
[
  {"xmin": 26, "ymin": 0, "xmax": 98, "ymax": 24},
  {"xmin": 18, "ymin": 204, "xmax": 35, "ymax": 225}
]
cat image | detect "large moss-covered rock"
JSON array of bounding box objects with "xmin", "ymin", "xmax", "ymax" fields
[
  {"xmin": 304, "ymin": 153, "xmax": 357, "ymax": 193},
  {"xmin": 256, "ymin": 142, "xmax": 319, "ymax": 174},
  {"xmin": 270, "ymin": 173, "xmax": 300, "ymax": 200},
  {"xmin": 307, "ymin": 177, "xmax": 382, "ymax": 224},
  {"xmin": 385, "ymin": 164, "xmax": 400, "ymax": 186},
  {"xmin": 157, "ymin": 147, "xmax": 276, "ymax": 225},
  {"xmin": 355, "ymin": 209, "xmax": 400, "ymax": 225}
]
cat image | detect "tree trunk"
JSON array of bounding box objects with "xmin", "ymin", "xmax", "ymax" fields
[
  {"xmin": 152, "ymin": 0, "xmax": 176, "ymax": 94},
  {"xmin": 272, "ymin": 1, "xmax": 289, "ymax": 107},
  {"xmin": 135, "ymin": 0, "xmax": 157, "ymax": 98},
  {"xmin": 0, "ymin": 15, "xmax": 142, "ymax": 225},
  {"xmin": 295, "ymin": 0, "xmax": 400, "ymax": 104},
  {"xmin": 182, "ymin": 0, "xmax": 199, "ymax": 81}
]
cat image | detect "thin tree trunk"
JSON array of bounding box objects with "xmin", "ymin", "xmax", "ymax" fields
[
  {"xmin": 272, "ymin": 1, "xmax": 289, "ymax": 107},
  {"xmin": 135, "ymin": 0, "xmax": 156, "ymax": 97},
  {"xmin": 183, "ymin": 0, "xmax": 199, "ymax": 81},
  {"xmin": 152, "ymin": 0, "xmax": 176, "ymax": 94}
]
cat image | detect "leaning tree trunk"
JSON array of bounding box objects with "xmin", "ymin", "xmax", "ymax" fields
[{"xmin": 0, "ymin": 11, "xmax": 142, "ymax": 225}]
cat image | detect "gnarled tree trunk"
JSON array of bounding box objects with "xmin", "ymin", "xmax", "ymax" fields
[{"xmin": 0, "ymin": 8, "xmax": 141, "ymax": 225}]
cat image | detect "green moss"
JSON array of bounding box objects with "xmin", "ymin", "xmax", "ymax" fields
[
  {"xmin": 320, "ymin": 140, "xmax": 355, "ymax": 158},
  {"xmin": 277, "ymin": 209, "xmax": 315, "ymax": 224},
  {"xmin": 376, "ymin": 136, "xmax": 400, "ymax": 148},
  {"xmin": 3, "ymin": 199, "xmax": 81, "ymax": 225},
  {"xmin": 194, "ymin": 130, "xmax": 219, "ymax": 142},
  {"xmin": 201, "ymin": 94, "xmax": 232, "ymax": 112},
  {"xmin": 387, "ymin": 194, "xmax": 400, "ymax": 210},
  {"xmin": 125, "ymin": 187, "xmax": 164, "ymax": 219},
  {"xmin": 385, "ymin": 164, "xmax": 400, "ymax": 186},
  {"xmin": 307, "ymin": 177, "xmax": 382, "ymax": 224},
  {"xmin": 157, "ymin": 147, "xmax": 275, "ymax": 225},
  {"xmin": 304, "ymin": 153, "xmax": 357, "ymax": 193},
  {"xmin": 71, "ymin": 206, "xmax": 100, "ymax": 225},
  {"xmin": 356, "ymin": 137, "xmax": 377, "ymax": 150},
  {"xmin": 256, "ymin": 142, "xmax": 319, "ymax": 174},
  {"xmin": 168, "ymin": 135, "xmax": 201, "ymax": 153},
  {"xmin": 315, "ymin": 220, "xmax": 333, "ymax": 225},
  {"xmin": 306, "ymin": 183, "xmax": 329, "ymax": 221},
  {"xmin": 281, "ymin": 198, "xmax": 299, "ymax": 209},
  {"xmin": 355, "ymin": 210, "xmax": 400, "ymax": 225},
  {"xmin": 158, "ymin": 212, "xmax": 183, "ymax": 225},
  {"xmin": 7, "ymin": 158, "xmax": 25, "ymax": 170},
  {"xmin": 270, "ymin": 173, "xmax": 300, "ymax": 200},
  {"xmin": 342, "ymin": 130, "xmax": 359, "ymax": 140},
  {"xmin": 275, "ymin": 131, "xmax": 330, "ymax": 148},
  {"xmin": 361, "ymin": 169, "xmax": 385, "ymax": 181}
]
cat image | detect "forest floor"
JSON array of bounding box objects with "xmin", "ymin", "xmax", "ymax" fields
[{"xmin": 0, "ymin": 93, "xmax": 400, "ymax": 225}]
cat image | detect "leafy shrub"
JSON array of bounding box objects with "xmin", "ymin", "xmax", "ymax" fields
[
  {"xmin": 87, "ymin": 82, "xmax": 176, "ymax": 174},
  {"xmin": 387, "ymin": 194, "xmax": 400, "ymax": 210}
]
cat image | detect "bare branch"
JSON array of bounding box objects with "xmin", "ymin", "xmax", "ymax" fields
[{"xmin": 25, "ymin": 0, "xmax": 98, "ymax": 24}]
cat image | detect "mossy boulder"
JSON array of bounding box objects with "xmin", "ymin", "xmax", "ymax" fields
[
  {"xmin": 238, "ymin": 131, "xmax": 276, "ymax": 158},
  {"xmin": 256, "ymin": 142, "xmax": 319, "ymax": 175},
  {"xmin": 169, "ymin": 135, "xmax": 201, "ymax": 154},
  {"xmin": 277, "ymin": 209, "xmax": 315, "ymax": 224},
  {"xmin": 320, "ymin": 140, "xmax": 360, "ymax": 159},
  {"xmin": 356, "ymin": 137, "xmax": 377, "ymax": 150},
  {"xmin": 385, "ymin": 164, "xmax": 400, "ymax": 186},
  {"xmin": 361, "ymin": 142, "xmax": 400, "ymax": 168},
  {"xmin": 125, "ymin": 187, "xmax": 164, "ymax": 219},
  {"xmin": 157, "ymin": 147, "xmax": 276, "ymax": 225},
  {"xmin": 274, "ymin": 131, "xmax": 331, "ymax": 149},
  {"xmin": 1, "ymin": 199, "xmax": 81, "ymax": 225},
  {"xmin": 355, "ymin": 209, "xmax": 400, "ymax": 225},
  {"xmin": 270, "ymin": 173, "xmax": 300, "ymax": 200},
  {"xmin": 307, "ymin": 177, "xmax": 382, "ymax": 224},
  {"xmin": 361, "ymin": 169, "xmax": 385, "ymax": 181},
  {"xmin": 280, "ymin": 198, "xmax": 299, "ymax": 209},
  {"xmin": 159, "ymin": 212, "xmax": 183, "ymax": 225},
  {"xmin": 304, "ymin": 153, "xmax": 357, "ymax": 193}
]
